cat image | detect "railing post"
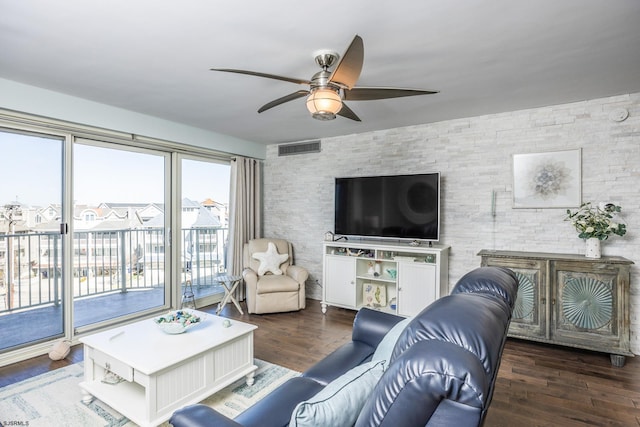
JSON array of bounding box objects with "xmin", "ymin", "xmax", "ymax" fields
[
  {"xmin": 119, "ymin": 230, "xmax": 127, "ymax": 293},
  {"xmin": 220, "ymin": 228, "xmax": 228, "ymax": 273},
  {"xmin": 6, "ymin": 233, "xmax": 13, "ymax": 310},
  {"xmin": 53, "ymin": 234, "xmax": 60, "ymax": 307},
  {"xmin": 195, "ymin": 228, "xmax": 201, "ymax": 286}
]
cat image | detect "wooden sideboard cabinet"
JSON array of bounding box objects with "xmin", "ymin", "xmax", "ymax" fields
[{"xmin": 478, "ymin": 250, "xmax": 634, "ymax": 366}]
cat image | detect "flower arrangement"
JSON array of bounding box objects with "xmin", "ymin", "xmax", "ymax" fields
[{"xmin": 565, "ymin": 202, "xmax": 627, "ymax": 240}]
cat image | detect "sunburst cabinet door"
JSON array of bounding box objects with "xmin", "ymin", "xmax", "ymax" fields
[
  {"xmin": 478, "ymin": 254, "xmax": 547, "ymax": 339},
  {"xmin": 558, "ymin": 273, "xmax": 614, "ymax": 331},
  {"xmin": 509, "ymin": 268, "xmax": 545, "ymax": 338},
  {"xmin": 552, "ymin": 262, "xmax": 626, "ymax": 352}
]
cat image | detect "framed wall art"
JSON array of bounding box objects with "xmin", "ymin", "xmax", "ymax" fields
[{"xmin": 512, "ymin": 148, "xmax": 581, "ymax": 208}]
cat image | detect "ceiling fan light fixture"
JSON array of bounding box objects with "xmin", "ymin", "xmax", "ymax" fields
[{"xmin": 306, "ymin": 88, "xmax": 342, "ymax": 120}]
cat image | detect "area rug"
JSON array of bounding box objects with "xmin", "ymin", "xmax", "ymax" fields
[{"xmin": 0, "ymin": 359, "xmax": 299, "ymax": 427}]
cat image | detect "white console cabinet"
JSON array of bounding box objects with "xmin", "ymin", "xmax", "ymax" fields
[{"xmin": 322, "ymin": 240, "xmax": 449, "ymax": 317}]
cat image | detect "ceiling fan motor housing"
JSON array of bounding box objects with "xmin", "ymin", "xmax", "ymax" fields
[{"xmin": 307, "ymin": 69, "xmax": 343, "ymax": 120}]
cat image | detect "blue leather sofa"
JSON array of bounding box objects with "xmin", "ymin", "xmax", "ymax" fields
[{"xmin": 170, "ymin": 266, "xmax": 518, "ymax": 427}]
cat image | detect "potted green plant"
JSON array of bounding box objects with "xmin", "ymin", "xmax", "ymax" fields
[{"xmin": 565, "ymin": 202, "xmax": 627, "ymax": 258}]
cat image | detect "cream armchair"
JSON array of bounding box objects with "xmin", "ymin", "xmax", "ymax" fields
[{"xmin": 242, "ymin": 238, "xmax": 308, "ymax": 314}]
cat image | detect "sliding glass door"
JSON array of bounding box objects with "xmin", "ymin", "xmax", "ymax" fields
[
  {"xmin": 179, "ymin": 157, "xmax": 230, "ymax": 308},
  {"xmin": 0, "ymin": 129, "xmax": 65, "ymax": 351},
  {"xmin": 72, "ymin": 140, "xmax": 171, "ymax": 331},
  {"xmin": 0, "ymin": 117, "xmax": 233, "ymax": 364}
]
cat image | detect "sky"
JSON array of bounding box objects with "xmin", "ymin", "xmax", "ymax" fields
[{"xmin": 0, "ymin": 131, "xmax": 230, "ymax": 207}]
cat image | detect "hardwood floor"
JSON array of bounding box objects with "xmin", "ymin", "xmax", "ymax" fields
[
  {"xmin": 1, "ymin": 299, "xmax": 639, "ymax": 426},
  {"xmin": 488, "ymin": 338, "xmax": 640, "ymax": 426}
]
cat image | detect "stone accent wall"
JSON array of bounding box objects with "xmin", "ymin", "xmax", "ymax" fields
[{"xmin": 263, "ymin": 92, "xmax": 640, "ymax": 354}]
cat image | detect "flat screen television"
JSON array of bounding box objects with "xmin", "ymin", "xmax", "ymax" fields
[{"xmin": 334, "ymin": 173, "xmax": 440, "ymax": 242}]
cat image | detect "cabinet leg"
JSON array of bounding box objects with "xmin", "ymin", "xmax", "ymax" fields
[
  {"xmin": 81, "ymin": 390, "xmax": 94, "ymax": 404},
  {"xmin": 246, "ymin": 371, "xmax": 255, "ymax": 387},
  {"xmin": 321, "ymin": 303, "xmax": 327, "ymax": 314},
  {"xmin": 610, "ymin": 354, "xmax": 626, "ymax": 367}
]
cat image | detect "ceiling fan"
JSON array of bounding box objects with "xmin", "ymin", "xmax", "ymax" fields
[{"xmin": 211, "ymin": 35, "xmax": 438, "ymax": 122}]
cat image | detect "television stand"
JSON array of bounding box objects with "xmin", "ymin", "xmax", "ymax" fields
[{"xmin": 322, "ymin": 240, "xmax": 449, "ymax": 317}]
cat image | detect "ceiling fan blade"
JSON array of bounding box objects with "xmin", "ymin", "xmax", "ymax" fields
[
  {"xmin": 337, "ymin": 102, "xmax": 361, "ymax": 122},
  {"xmin": 328, "ymin": 35, "xmax": 364, "ymax": 89},
  {"xmin": 258, "ymin": 90, "xmax": 310, "ymax": 113},
  {"xmin": 211, "ymin": 68, "xmax": 310, "ymax": 85},
  {"xmin": 344, "ymin": 87, "xmax": 439, "ymax": 101}
]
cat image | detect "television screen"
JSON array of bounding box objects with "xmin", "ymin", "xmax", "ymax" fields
[{"xmin": 334, "ymin": 173, "xmax": 440, "ymax": 241}]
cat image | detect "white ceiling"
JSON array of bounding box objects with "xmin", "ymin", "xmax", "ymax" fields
[{"xmin": 1, "ymin": 0, "xmax": 639, "ymax": 146}]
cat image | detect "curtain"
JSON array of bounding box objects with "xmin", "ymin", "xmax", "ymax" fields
[{"xmin": 226, "ymin": 157, "xmax": 262, "ymax": 301}]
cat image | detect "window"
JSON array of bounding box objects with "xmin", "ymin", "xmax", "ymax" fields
[{"xmin": 0, "ymin": 113, "xmax": 233, "ymax": 365}]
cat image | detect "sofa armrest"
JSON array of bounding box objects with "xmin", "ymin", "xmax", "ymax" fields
[
  {"xmin": 351, "ymin": 308, "xmax": 404, "ymax": 350},
  {"xmin": 170, "ymin": 404, "xmax": 242, "ymax": 427},
  {"xmin": 242, "ymin": 268, "xmax": 259, "ymax": 313},
  {"xmin": 302, "ymin": 341, "xmax": 376, "ymax": 386},
  {"xmin": 285, "ymin": 264, "xmax": 309, "ymax": 284},
  {"xmin": 242, "ymin": 267, "xmax": 258, "ymax": 285}
]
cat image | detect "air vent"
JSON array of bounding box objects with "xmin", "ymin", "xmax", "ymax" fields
[{"xmin": 278, "ymin": 140, "xmax": 321, "ymax": 156}]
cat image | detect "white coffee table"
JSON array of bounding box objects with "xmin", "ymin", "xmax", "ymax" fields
[{"xmin": 79, "ymin": 310, "xmax": 257, "ymax": 427}]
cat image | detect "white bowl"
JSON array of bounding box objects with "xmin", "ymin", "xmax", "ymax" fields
[{"xmin": 154, "ymin": 310, "xmax": 202, "ymax": 334}]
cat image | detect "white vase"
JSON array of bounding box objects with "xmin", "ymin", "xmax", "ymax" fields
[
  {"xmin": 585, "ymin": 238, "xmax": 601, "ymax": 259},
  {"xmin": 374, "ymin": 262, "xmax": 381, "ymax": 276}
]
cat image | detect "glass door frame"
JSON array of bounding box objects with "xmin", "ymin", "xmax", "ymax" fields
[
  {"xmin": 0, "ymin": 124, "xmax": 70, "ymax": 365},
  {"xmin": 71, "ymin": 137, "xmax": 173, "ymax": 335},
  {"xmin": 175, "ymin": 154, "xmax": 229, "ymax": 309}
]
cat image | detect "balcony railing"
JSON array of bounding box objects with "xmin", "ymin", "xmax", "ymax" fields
[{"xmin": 0, "ymin": 227, "xmax": 229, "ymax": 314}]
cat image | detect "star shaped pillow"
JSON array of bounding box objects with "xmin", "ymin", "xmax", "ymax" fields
[{"xmin": 252, "ymin": 242, "xmax": 289, "ymax": 276}]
